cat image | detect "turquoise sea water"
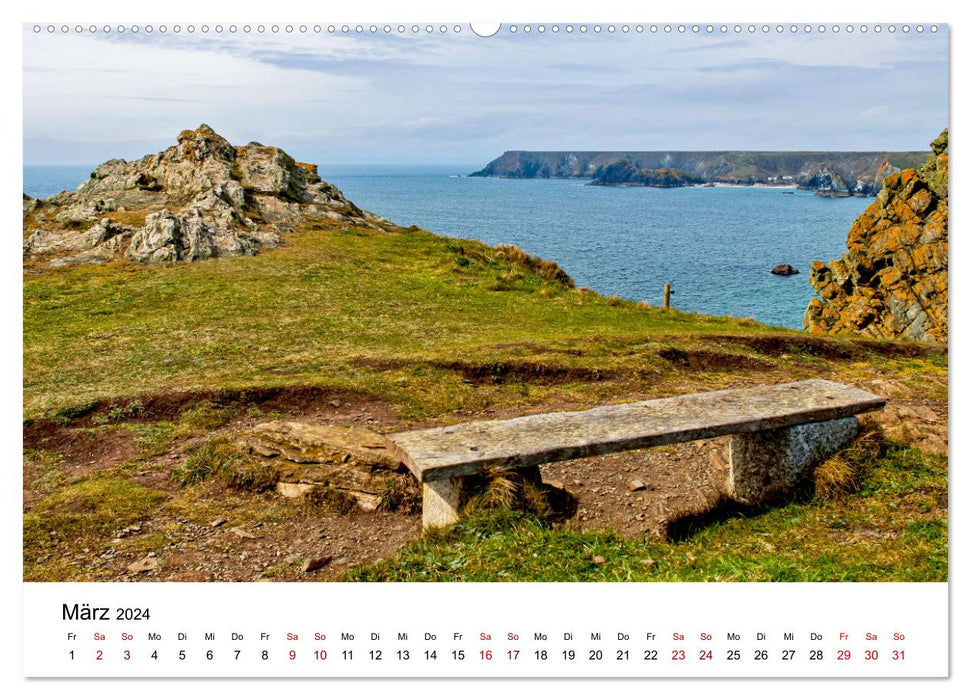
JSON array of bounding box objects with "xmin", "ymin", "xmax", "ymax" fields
[{"xmin": 23, "ymin": 164, "xmax": 871, "ymax": 329}]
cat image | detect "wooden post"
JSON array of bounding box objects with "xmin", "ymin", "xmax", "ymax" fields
[{"xmin": 663, "ymin": 283, "xmax": 672, "ymax": 309}]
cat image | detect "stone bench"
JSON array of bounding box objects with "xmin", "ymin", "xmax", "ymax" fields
[{"xmin": 388, "ymin": 379, "xmax": 886, "ymax": 529}]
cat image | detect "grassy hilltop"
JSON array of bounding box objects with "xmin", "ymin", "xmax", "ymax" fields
[{"xmin": 24, "ymin": 217, "xmax": 947, "ymax": 583}]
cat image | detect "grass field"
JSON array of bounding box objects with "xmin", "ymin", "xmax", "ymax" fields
[{"xmin": 23, "ymin": 219, "xmax": 948, "ymax": 582}]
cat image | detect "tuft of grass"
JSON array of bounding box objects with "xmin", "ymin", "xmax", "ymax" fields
[
  {"xmin": 815, "ymin": 420, "xmax": 885, "ymax": 499},
  {"xmin": 377, "ymin": 477, "xmax": 421, "ymax": 514},
  {"xmin": 129, "ymin": 421, "xmax": 178, "ymax": 458},
  {"xmin": 471, "ymin": 471, "xmax": 520, "ymax": 510},
  {"xmin": 180, "ymin": 401, "xmax": 242, "ymax": 431},
  {"xmin": 174, "ymin": 437, "xmax": 278, "ymax": 492},
  {"xmin": 225, "ymin": 462, "xmax": 279, "ymax": 493},
  {"xmin": 114, "ymin": 532, "xmax": 170, "ymax": 555},
  {"xmin": 493, "ymin": 244, "xmax": 575, "ymax": 286},
  {"xmin": 305, "ymin": 484, "xmax": 358, "ymax": 515},
  {"xmin": 464, "ymin": 467, "xmax": 552, "ymax": 517},
  {"xmin": 103, "ymin": 210, "xmax": 149, "ymax": 228},
  {"xmin": 107, "ymin": 400, "xmax": 145, "ymax": 421},
  {"xmin": 174, "ymin": 440, "xmax": 230, "ymax": 485}
]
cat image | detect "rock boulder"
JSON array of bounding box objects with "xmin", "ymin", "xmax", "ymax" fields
[
  {"xmin": 805, "ymin": 129, "xmax": 948, "ymax": 342},
  {"xmin": 23, "ymin": 124, "xmax": 388, "ymax": 267},
  {"xmin": 240, "ymin": 421, "xmax": 416, "ymax": 512}
]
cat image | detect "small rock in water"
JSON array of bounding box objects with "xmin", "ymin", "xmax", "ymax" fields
[{"xmin": 770, "ymin": 264, "xmax": 800, "ymax": 276}]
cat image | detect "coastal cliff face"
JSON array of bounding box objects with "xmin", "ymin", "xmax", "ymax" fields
[
  {"xmin": 804, "ymin": 130, "xmax": 948, "ymax": 342},
  {"xmin": 471, "ymin": 150, "xmax": 925, "ymax": 195},
  {"xmin": 588, "ymin": 163, "xmax": 705, "ymax": 188},
  {"xmin": 23, "ymin": 125, "xmax": 386, "ymax": 267}
]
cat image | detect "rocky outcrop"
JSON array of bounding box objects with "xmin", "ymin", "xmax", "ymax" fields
[
  {"xmin": 805, "ymin": 129, "xmax": 948, "ymax": 343},
  {"xmin": 803, "ymin": 165, "xmax": 851, "ymax": 197},
  {"xmin": 588, "ymin": 163, "xmax": 705, "ymax": 188},
  {"xmin": 23, "ymin": 125, "xmax": 387, "ymax": 267},
  {"xmin": 23, "ymin": 193, "xmax": 38, "ymax": 218},
  {"xmin": 771, "ymin": 264, "xmax": 800, "ymax": 276},
  {"xmin": 471, "ymin": 150, "xmax": 926, "ymax": 196},
  {"xmin": 241, "ymin": 421, "xmax": 416, "ymax": 512}
]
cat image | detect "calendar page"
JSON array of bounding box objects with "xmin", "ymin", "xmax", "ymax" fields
[{"xmin": 16, "ymin": 0, "xmax": 954, "ymax": 690}]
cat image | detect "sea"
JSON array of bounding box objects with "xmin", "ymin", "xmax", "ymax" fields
[{"xmin": 23, "ymin": 164, "xmax": 872, "ymax": 330}]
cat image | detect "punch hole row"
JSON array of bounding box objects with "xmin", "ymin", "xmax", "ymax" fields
[
  {"xmin": 31, "ymin": 24, "xmax": 940, "ymax": 35},
  {"xmin": 30, "ymin": 24, "xmax": 464, "ymax": 34},
  {"xmin": 507, "ymin": 24, "xmax": 936, "ymax": 34}
]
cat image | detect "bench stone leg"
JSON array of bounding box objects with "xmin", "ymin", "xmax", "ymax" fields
[
  {"xmin": 726, "ymin": 417, "xmax": 859, "ymax": 505},
  {"xmin": 422, "ymin": 477, "xmax": 467, "ymax": 530}
]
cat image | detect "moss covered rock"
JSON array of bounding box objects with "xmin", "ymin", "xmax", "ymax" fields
[{"xmin": 804, "ymin": 129, "xmax": 948, "ymax": 342}]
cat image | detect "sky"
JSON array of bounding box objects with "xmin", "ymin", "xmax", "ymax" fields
[{"xmin": 22, "ymin": 24, "xmax": 949, "ymax": 166}]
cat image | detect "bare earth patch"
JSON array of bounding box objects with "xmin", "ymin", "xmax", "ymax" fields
[{"xmin": 24, "ymin": 423, "xmax": 141, "ymax": 476}]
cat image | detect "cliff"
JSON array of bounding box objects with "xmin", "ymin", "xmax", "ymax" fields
[
  {"xmin": 471, "ymin": 150, "xmax": 925, "ymax": 195},
  {"xmin": 23, "ymin": 124, "xmax": 387, "ymax": 267},
  {"xmin": 804, "ymin": 130, "xmax": 948, "ymax": 342},
  {"xmin": 588, "ymin": 163, "xmax": 705, "ymax": 188}
]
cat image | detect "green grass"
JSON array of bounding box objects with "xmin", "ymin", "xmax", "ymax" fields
[
  {"xmin": 346, "ymin": 444, "xmax": 947, "ymax": 582},
  {"xmin": 23, "ymin": 219, "xmax": 948, "ymax": 582},
  {"xmin": 24, "ymin": 477, "xmax": 166, "ymax": 576},
  {"xmin": 25, "ymin": 222, "xmax": 812, "ymax": 421}
]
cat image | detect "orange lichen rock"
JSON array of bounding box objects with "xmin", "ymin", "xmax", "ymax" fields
[{"xmin": 805, "ymin": 129, "xmax": 948, "ymax": 342}]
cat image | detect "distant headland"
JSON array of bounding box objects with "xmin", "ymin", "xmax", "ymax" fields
[{"xmin": 470, "ymin": 150, "xmax": 928, "ymax": 196}]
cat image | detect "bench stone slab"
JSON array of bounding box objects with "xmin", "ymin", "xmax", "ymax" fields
[
  {"xmin": 390, "ymin": 380, "xmax": 885, "ymax": 483},
  {"xmin": 389, "ymin": 380, "xmax": 884, "ymax": 529}
]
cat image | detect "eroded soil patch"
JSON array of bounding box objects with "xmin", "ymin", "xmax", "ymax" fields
[
  {"xmin": 704, "ymin": 333, "xmax": 945, "ymax": 360},
  {"xmin": 24, "ymin": 424, "xmax": 140, "ymax": 475},
  {"xmin": 657, "ymin": 347, "xmax": 773, "ymax": 372},
  {"xmin": 354, "ymin": 356, "xmax": 617, "ymax": 385}
]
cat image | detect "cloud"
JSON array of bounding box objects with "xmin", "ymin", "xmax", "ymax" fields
[
  {"xmin": 23, "ymin": 27, "xmax": 949, "ymax": 164},
  {"xmin": 548, "ymin": 63, "xmax": 620, "ymax": 73},
  {"xmin": 861, "ymin": 104, "xmax": 891, "ymax": 119}
]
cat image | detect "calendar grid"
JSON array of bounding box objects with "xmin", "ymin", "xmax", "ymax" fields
[{"xmin": 24, "ymin": 582, "xmax": 948, "ymax": 678}]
